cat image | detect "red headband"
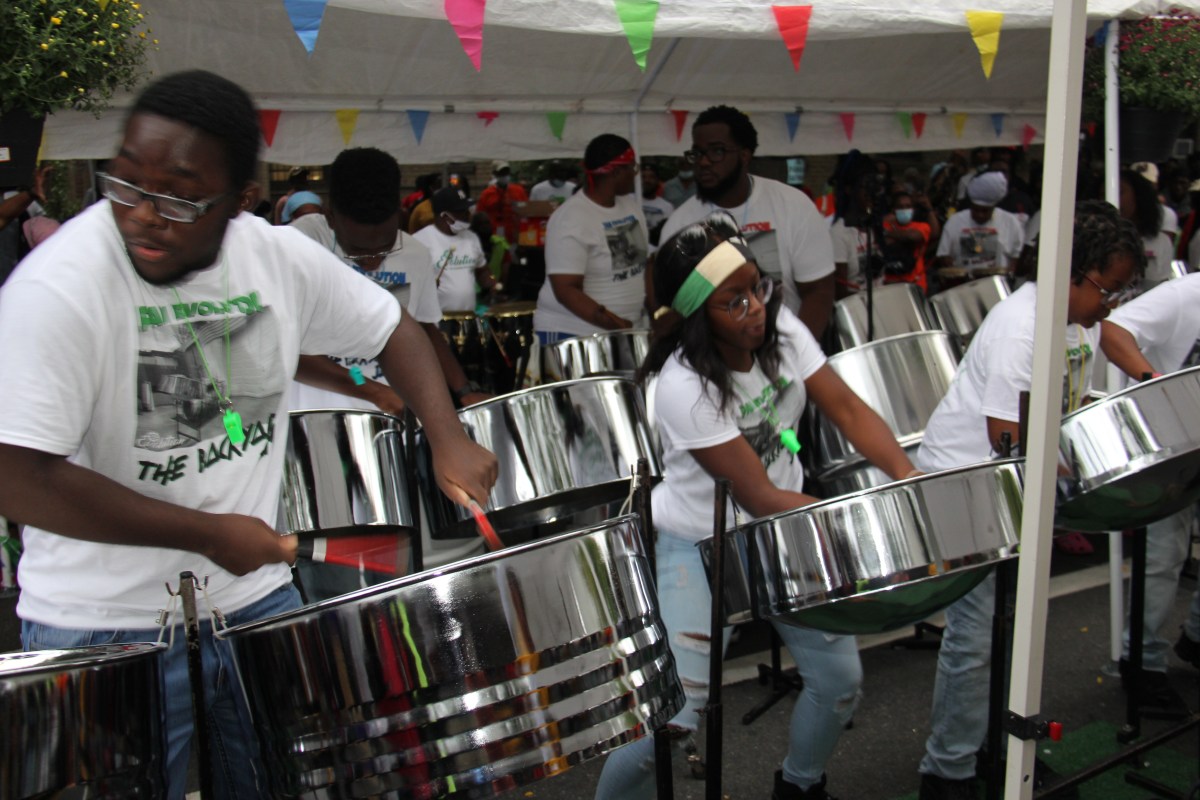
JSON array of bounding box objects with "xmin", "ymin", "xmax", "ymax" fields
[{"xmin": 587, "ymin": 147, "xmax": 636, "ymax": 174}]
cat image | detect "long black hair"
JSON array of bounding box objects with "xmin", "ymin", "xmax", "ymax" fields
[
  {"xmin": 641, "ymin": 212, "xmax": 783, "ymax": 414},
  {"xmin": 1119, "ymin": 169, "xmax": 1163, "ymax": 238}
]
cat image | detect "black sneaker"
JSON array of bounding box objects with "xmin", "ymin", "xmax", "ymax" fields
[
  {"xmin": 772, "ymin": 770, "xmax": 839, "ymax": 800},
  {"xmin": 918, "ymin": 773, "xmax": 978, "ymax": 800},
  {"xmin": 1119, "ymin": 660, "xmax": 1190, "ymax": 721},
  {"xmin": 1175, "ymin": 630, "xmax": 1200, "ymax": 670}
]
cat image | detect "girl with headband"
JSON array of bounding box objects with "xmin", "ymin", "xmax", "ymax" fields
[{"xmin": 594, "ymin": 211, "xmax": 916, "ymax": 800}]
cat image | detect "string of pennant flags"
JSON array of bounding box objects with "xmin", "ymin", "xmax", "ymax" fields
[{"xmin": 271, "ymin": 0, "xmax": 1036, "ymax": 150}]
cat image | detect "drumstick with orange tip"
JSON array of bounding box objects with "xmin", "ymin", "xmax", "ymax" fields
[
  {"xmin": 469, "ymin": 500, "xmax": 505, "ymax": 551},
  {"xmin": 295, "ymin": 534, "xmax": 407, "ymax": 575}
]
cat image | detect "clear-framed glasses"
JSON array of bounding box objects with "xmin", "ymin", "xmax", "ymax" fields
[
  {"xmin": 668, "ymin": 210, "xmax": 745, "ymax": 260},
  {"xmin": 683, "ymin": 144, "xmax": 732, "ymax": 166},
  {"xmin": 1081, "ymin": 273, "xmax": 1138, "ymax": 307},
  {"xmin": 97, "ymin": 172, "xmax": 229, "ymax": 224},
  {"xmin": 719, "ymin": 276, "xmax": 774, "ymax": 321},
  {"xmin": 338, "ymin": 241, "xmax": 403, "ymax": 265}
]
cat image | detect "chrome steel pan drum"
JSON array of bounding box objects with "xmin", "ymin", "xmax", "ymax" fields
[
  {"xmin": 817, "ymin": 443, "xmax": 923, "ymax": 498},
  {"xmin": 545, "ymin": 329, "xmax": 651, "ymax": 381},
  {"xmin": 1058, "ymin": 366, "xmax": 1200, "ymax": 531},
  {"xmin": 280, "ymin": 409, "xmax": 415, "ymax": 538},
  {"xmin": 701, "ymin": 460, "xmax": 1023, "ymax": 635},
  {"xmin": 0, "ymin": 643, "xmax": 167, "ymax": 798},
  {"xmin": 833, "ymin": 282, "xmax": 936, "ymax": 350},
  {"xmin": 220, "ymin": 514, "xmax": 683, "ymax": 799},
  {"xmin": 417, "ymin": 377, "xmax": 661, "ymax": 539},
  {"xmin": 927, "ymin": 275, "xmax": 1011, "ymax": 347},
  {"xmin": 811, "ymin": 330, "xmax": 960, "ymax": 477}
]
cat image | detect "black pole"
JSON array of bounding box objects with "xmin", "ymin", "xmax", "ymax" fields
[
  {"xmin": 179, "ymin": 571, "xmax": 214, "ymax": 800},
  {"xmin": 865, "ymin": 223, "xmax": 875, "ymax": 343},
  {"xmin": 1119, "ymin": 526, "xmax": 1148, "ymax": 743},
  {"xmin": 705, "ymin": 479, "xmax": 731, "ymax": 800},
  {"xmin": 405, "ymin": 408, "xmax": 424, "ymax": 575}
]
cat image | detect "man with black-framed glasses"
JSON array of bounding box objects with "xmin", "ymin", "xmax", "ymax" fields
[{"xmin": 661, "ymin": 105, "xmax": 836, "ymax": 340}]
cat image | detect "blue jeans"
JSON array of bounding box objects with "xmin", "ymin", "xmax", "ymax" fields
[
  {"xmin": 1122, "ymin": 506, "xmax": 1199, "ymax": 670},
  {"xmin": 22, "ymin": 583, "xmax": 302, "ymax": 800},
  {"xmin": 920, "ymin": 572, "xmax": 995, "ymax": 781},
  {"xmin": 594, "ymin": 531, "xmax": 862, "ymax": 798}
]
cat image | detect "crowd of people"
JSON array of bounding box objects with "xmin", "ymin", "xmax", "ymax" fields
[{"xmin": 1, "ymin": 69, "xmax": 1199, "ymax": 800}]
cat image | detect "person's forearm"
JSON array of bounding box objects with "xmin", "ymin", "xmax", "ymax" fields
[
  {"xmin": 1100, "ymin": 320, "xmax": 1157, "ymax": 380},
  {"xmin": 379, "ymin": 314, "xmax": 467, "ymax": 445},
  {"xmin": 553, "ymin": 280, "xmax": 624, "ymax": 328},
  {"xmin": 421, "ymin": 322, "xmax": 471, "ymax": 396},
  {"xmin": 824, "ymin": 395, "xmax": 916, "ymax": 480},
  {"xmin": 0, "ymin": 190, "xmax": 36, "ymax": 230},
  {"xmin": 295, "ymin": 354, "xmax": 379, "ymax": 401},
  {"xmin": 795, "ymin": 274, "xmax": 835, "ymax": 340}
]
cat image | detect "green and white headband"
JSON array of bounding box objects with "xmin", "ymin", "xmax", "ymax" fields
[{"xmin": 669, "ymin": 239, "xmax": 754, "ymax": 318}]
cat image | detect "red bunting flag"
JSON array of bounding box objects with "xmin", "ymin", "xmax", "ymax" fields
[
  {"xmin": 771, "ymin": 6, "xmax": 814, "ymax": 72},
  {"xmin": 258, "ymin": 110, "xmax": 281, "ymax": 148},
  {"xmin": 1022, "ymin": 123, "xmax": 1037, "ymax": 149},
  {"xmin": 839, "ymin": 113, "xmax": 855, "ymax": 141},
  {"xmin": 671, "ymin": 109, "xmax": 689, "ymax": 141},
  {"xmin": 1085, "ymin": 121, "xmax": 1097, "ymax": 137},
  {"xmin": 912, "ymin": 112, "xmax": 927, "ymax": 139},
  {"xmin": 477, "ymin": 111, "xmax": 499, "ymax": 127}
]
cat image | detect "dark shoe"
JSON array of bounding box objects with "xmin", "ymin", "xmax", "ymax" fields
[
  {"xmin": 1175, "ymin": 630, "xmax": 1200, "ymax": 669},
  {"xmin": 918, "ymin": 773, "xmax": 978, "ymax": 800},
  {"xmin": 772, "ymin": 770, "xmax": 838, "ymax": 800},
  {"xmin": 1118, "ymin": 660, "xmax": 1190, "ymax": 721}
]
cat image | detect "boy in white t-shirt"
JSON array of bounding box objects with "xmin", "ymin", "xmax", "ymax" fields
[{"xmin": 413, "ymin": 186, "xmax": 500, "ymax": 313}]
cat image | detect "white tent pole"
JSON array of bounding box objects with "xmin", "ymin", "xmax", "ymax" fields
[
  {"xmin": 1003, "ymin": 0, "xmax": 1087, "ymax": 797},
  {"xmin": 630, "ymin": 38, "xmax": 682, "ymax": 197},
  {"xmin": 1102, "ymin": 18, "xmax": 1125, "ymax": 674}
]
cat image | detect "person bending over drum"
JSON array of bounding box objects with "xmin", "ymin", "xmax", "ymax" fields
[{"xmin": 593, "ymin": 211, "xmax": 916, "ymax": 800}]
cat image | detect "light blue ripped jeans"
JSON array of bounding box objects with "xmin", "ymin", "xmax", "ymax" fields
[{"xmin": 594, "ymin": 530, "xmax": 863, "ymax": 798}]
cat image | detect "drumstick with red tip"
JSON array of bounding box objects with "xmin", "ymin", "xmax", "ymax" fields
[
  {"xmin": 295, "ymin": 534, "xmax": 407, "ymax": 575},
  {"xmin": 470, "ymin": 501, "xmax": 505, "ymax": 551}
]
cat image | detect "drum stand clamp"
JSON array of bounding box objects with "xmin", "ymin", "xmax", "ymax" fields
[{"xmin": 1003, "ymin": 710, "xmax": 1063, "ymax": 743}]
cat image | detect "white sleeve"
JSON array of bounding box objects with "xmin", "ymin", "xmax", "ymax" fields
[
  {"xmin": 784, "ymin": 191, "xmax": 836, "ymax": 283},
  {"xmin": 543, "ymin": 207, "xmax": 589, "ymax": 277},
  {"xmin": 978, "ymin": 329, "xmax": 1033, "ymax": 423},
  {"xmin": 936, "ymin": 218, "xmax": 955, "ymax": 258}
]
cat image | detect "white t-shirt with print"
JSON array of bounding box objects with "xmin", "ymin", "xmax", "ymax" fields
[
  {"xmin": 534, "ymin": 191, "xmax": 649, "ymax": 335},
  {"xmin": 288, "ymin": 214, "xmax": 441, "ymax": 412},
  {"xmin": 936, "ymin": 207, "xmax": 1025, "ymax": 274},
  {"xmin": 1107, "ymin": 271, "xmax": 1200, "ymax": 379},
  {"xmin": 918, "ymin": 282, "xmax": 1099, "ymax": 472},
  {"xmin": 1141, "ymin": 232, "xmax": 1177, "ymax": 289},
  {"xmin": 413, "ymin": 224, "xmax": 486, "ymax": 313},
  {"xmin": 652, "ymin": 307, "xmax": 825, "ymax": 542},
  {"xmin": 529, "ymin": 180, "xmax": 577, "ymax": 204},
  {"xmin": 642, "ymin": 195, "xmax": 675, "ymax": 233},
  {"xmin": 0, "ymin": 203, "xmax": 401, "ymax": 629},
  {"xmin": 830, "ymin": 218, "xmax": 869, "ymax": 286},
  {"xmin": 660, "ymin": 176, "xmax": 835, "ymax": 315}
]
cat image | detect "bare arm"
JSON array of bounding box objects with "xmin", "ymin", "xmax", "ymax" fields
[
  {"xmin": 690, "ymin": 437, "xmax": 820, "ymax": 519},
  {"xmin": 0, "ymin": 444, "xmax": 295, "ymax": 575},
  {"xmin": 794, "ymin": 273, "xmax": 835, "ymax": 341},
  {"xmin": 985, "ymin": 417, "xmax": 1022, "ymax": 456},
  {"xmin": 549, "ymin": 274, "xmax": 632, "ymax": 329},
  {"xmin": 806, "ymin": 365, "xmax": 916, "ymax": 480},
  {"xmin": 1100, "ymin": 320, "xmax": 1157, "ymax": 381},
  {"xmin": 0, "ymin": 166, "xmax": 50, "ymax": 231},
  {"xmin": 294, "ymin": 354, "xmax": 406, "ymax": 416},
  {"xmin": 420, "ymin": 322, "xmax": 491, "ymax": 406},
  {"xmin": 377, "ymin": 312, "xmax": 498, "ymax": 507}
]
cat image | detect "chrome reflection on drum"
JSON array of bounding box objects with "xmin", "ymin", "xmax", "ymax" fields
[
  {"xmin": 280, "ymin": 409, "xmax": 415, "ymax": 537},
  {"xmin": 927, "ymin": 275, "xmax": 1011, "ymax": 347},
  {"xmin": 1058, "ymin": 365, "xmax": 1200, "ymax": 531},
  {"xmin": 832, "ymin": 282, "xmax": 936, "ymax": 350},
  {"xmin": 700, "ymin": 460, "xmax": 1023, "ymax": 634},
  {"xmin": 545, "ymin": 329, "xmax": 650, "ymax": 380},
  {"xmin": 417, "ymin": 377, "xmax": 661, "ymax": 539},
  {"xmin": 220, "ymin": 515, "xmax": 683, "ymax": 799},
  {"xmin": 0, "ymin": 643, "xmax": 167, "ymax": 799}
]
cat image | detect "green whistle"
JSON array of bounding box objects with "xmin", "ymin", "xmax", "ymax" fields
[{"xmin": 780, "ymin": 428, "xmax": 801, "ymax": 454}]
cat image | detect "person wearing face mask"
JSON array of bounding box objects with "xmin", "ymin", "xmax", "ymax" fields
[
  {"xmin": 529, "ymin": 160, "xmax": 578, "ymax": 204},
  {"xmin": 880, "ymin": 190, "xmax": 933, "ymax": 293},
  {"xmin": 413, "ymin": 186, "xmax": 501, "ymax": 312},
  {"xmin": 662, "ymin": 157, "xmax": 697, "ymax": 208},
  {"xmin": 476, "ymin": 160, "xmax": 528, "ymax": 247}
]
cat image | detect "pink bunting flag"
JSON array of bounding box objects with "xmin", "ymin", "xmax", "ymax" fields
[
  {"xmin": 258, "ymin": 110, "xmax": 281, "ymax": 148},
  {"xmin": 912, "ymin": 112, "xmax": 927, "ymax": 139},
  {"xmin": 771, "ymin": 6, "xmax": 813, "ymax": 72},
  {"xmin": 839, "ymin": 113, "xmax": 855, "ymax": 142},
  {"xmin": 1021, "ymin": 124, "xmax": 1037, "ymax": 149},
  {"xmin": 477, "ymin": 111, "xmax": 499, "ymax": 127},
  {"xmin": 671, "ymin": 110, "xmax": 689, "ymax": 141},
  {"xmin": 445, "ymin": 0, "xmax": 487, "ymax": 71}
]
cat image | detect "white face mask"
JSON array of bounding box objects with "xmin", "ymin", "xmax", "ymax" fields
[
  {"xmin": 447, "ymin": 218, "xmax": 471, "ymax": 234},
  {"xmin": 679, "ymin": 170, "xmax": 694, "ymax": 180},
  {"xmin": 895, "ymin": 208, "xmax": 914, "ymax": 225}
]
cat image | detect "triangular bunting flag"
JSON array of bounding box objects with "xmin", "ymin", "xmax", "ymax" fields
[
  {"xmin": 258, "ymin": 110, "xmax": 281, "ymax": 148},
  {"xmin": 546, "ymin": 112, "xmax": 568, "ymax": 141},
  {"xmin": 1085, "ymin": 121, "xmax": 1097, "ymax": 137},
  {"xmin": 785, "ymin": 111, "xmax": 801, "ymax": 143},
  {"xmin": 990, "ymin": 113, "xmax": 1005, "ymax": 137},
  {"xmin": 445, "ymin": 0, "xmax": 487, "ymax": 71},
  {"xmin": 897, "ymin": 112, "xmax": 913, "ymax": 139},
  {"xmin": 284, "ymin": 0, "xmax": 329, "ymax": 54},
  {"xmin": 1022, "ymin": 123, "xmax": 1037, "ymax": 149},
  {"xmin": 334, "ymin": 109, "xmax": 359, "ymax": 145},
  {"xmin": 771, "ymin": 5, "xmax": 814, "ymax": 72},
  {"xmin": 965, "ymin": 10, "xmax": 1004, "ymax": 79},
  {"xmin": 671, "ymin": 109, "xmax": 689, "ymax": 141},
  {"xmin": 97, "ymin": 0, "xmax": 110, "ymax": 9},
  {"xmin": 952, "ymin": 113, "xmax": 968, "ymax": 138},
  {"xmin": 839, "ymin": 113, "xmax": 855, "ymax": 142},
  {"xmin": 912, "ymin": 112, "xmax": 927, "ymax": 139},
  {"xmin": 406, "ymin": 110, "xmax": 430, "ymax": 145},
  {"xmin": 614, "ymin": 0, "xmax": 659, "ymax": 72},
  {"xmin": 477, "ymin": 111, "xmax": 499, "ymax": 127}
]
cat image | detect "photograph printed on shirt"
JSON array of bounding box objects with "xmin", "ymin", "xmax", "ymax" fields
[{"xmin": 603, "ymin": 214, "xmax": 649, "ymax": 282}]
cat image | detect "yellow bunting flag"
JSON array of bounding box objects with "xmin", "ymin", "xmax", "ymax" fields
[
  {"xmin": 952, "ymin": 113, "xmax": 969, "ymax": 139},
  {"xmin": 966, "ymin": 10, "xmax": 1004, "ymax": 79},
  {"xmin": 334, "ymin": 109, "xmax": 359, "ymax": 145}
]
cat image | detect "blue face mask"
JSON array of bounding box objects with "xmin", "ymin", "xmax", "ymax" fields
[{"xmin": 895, "ymin": 208, "xmax": 914, "ymax": 225}]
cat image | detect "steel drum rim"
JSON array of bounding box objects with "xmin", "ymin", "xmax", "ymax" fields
[
  {"xmin": 455, "ymin": 374, "xmax": 638, "ymax": 411},
  {"xmin": 0, "ymin": 642, "xmax": 166, "ymax": 676},
  {"xmin": 1060, "ymin": 364, "xmax": 1200, "ymax": 423},
  {"xmin": 825, "ymin": 329, "xmax": 958, "ymax": 364}
]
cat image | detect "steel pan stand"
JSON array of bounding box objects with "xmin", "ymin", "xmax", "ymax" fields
[
  {"xmin": 177, "ymin": 571, "xmax": 214, "ymax": 800},
  {"xmin": 702, "ymin": 478, "xmax": 732, "ymax": 800},
  {"xmin": 741, "ymin": 628, "xmax": 804, "ymax": 724}
]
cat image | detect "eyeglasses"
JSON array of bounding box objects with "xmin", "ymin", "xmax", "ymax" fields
[
  {"xmin": 337, "ymin": 240, "xmax": 403, "ymax": 264},
  {"xmin": 668, "ymin": 211, "xmax": 745, "ymax": 260},
  {"xmin": 1081, "ymin": 273, "xmax": 1138, "ymax": 307},
  {"xmin": 715, "ymin": 277, "xmax": 774, "ymax": 321},
  {"xmin": 683, "ymin": 144, "xmax": 734, "ymax": 166},
  {"xmin": 97, "ymin": 172, "xmax": 229, "ymax": 224}
]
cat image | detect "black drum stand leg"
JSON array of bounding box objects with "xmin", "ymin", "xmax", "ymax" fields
[
  {"xmin": 704, "ymin": 479, "xmax": 731, "ymax": 800},
  {"xmin": 889, "ymin": 621, "xmax": 944, "ymax": 651},
  {"xmin": 405, "ymin": 409, "xmax": 424, "ymax": 575},
  {"xmin": 1119, "ymin": 527, "xmax": 1147, "ymax": 744},
  {"xmin": 742, "ymin": 628, "xmax": 804, "ymax": 725},
  {"xmin": 984, "ymin": 561, "xmax": 1016, "ymax": 800},
  {"xmin": 179, "ymin": 571, "xmax": 214, "ymax": 800}
]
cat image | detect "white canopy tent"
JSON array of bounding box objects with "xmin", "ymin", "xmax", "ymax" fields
[{"xmin": 39, "ymin": 0, "xmax": 1186, "ymax": 164}]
